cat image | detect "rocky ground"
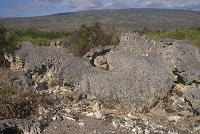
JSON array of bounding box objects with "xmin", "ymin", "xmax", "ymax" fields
[
  {"xmin": 1, "ymin": 88, "xmax": 199, "ymax": 134},
  {"xmin": 1, "ymin": 32, "xmax": 200, "ymax": 134}
]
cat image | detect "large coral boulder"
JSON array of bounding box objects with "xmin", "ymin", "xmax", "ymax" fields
[
  {"xmin": 6, "ymin": 41, "xmax": 94, "ymax": 86},
  {"xmin": 116, "ymin": 32, "xmax": 200, "ymax": 84},
  {"xmin": 184, "ymin": 87, "xmax": 200, "ymax": 113},
  {"xmin": 155, "ymin": 38, "xmax": 200, "ymax": 84},
  {"xmin": 80, "ymin": 51, "xmax": 173, "ymax": 113}
]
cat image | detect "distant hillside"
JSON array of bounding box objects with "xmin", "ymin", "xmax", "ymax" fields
[{"xmin": 0, "ymin": 8, "xmax": 200, "ymax": 32}]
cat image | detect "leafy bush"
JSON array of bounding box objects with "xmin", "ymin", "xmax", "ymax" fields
[
  {"xmin": 5, "ymin": 31, "xmax": 20, "ymax": 54},
  {"xmin": 135, "ymin": 27, "xmax": 200, "ymax": 47},
  {"xmin": 0, "ymin": 25, "xmax": 9, "ymax": 67},
  {"xmin": 68, "ymin": 22, "xmax": 119, "ymax": 56},
  {"xmin": 5, "ymin": 28, "xmax": 72, "ymax": 47}
]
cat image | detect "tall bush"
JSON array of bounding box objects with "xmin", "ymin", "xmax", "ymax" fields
[
  {"xmin": 0, "ymin": 25, "xmax": 8, "ymax": 67},
  {"xmin": 68, "ymin": 22, "xmax": 119, "ymax": 56}
]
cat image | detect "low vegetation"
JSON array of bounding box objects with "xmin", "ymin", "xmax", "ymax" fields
[
  {"xmin": 0, "ymin": 22, "xmax": 119, "ymax": 59},
  {"xmin": 68, "ymin": 22, "xmax": 120, "ymax": 56},
  {"xmin": 0, "ymin": 24, "xmax": 8, "ymax": 67},
  {"xmin": 0, "ymin": 83, "xmax": 52, "ymax": 119},
  {"xmin": 135, "ymin": 27, "xmax": 200, "ymax": 47}
]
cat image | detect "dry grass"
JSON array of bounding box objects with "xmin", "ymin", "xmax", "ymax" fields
[{"xmin": 0, "ymin": 83, "xmax": 52, "ymax": 119}]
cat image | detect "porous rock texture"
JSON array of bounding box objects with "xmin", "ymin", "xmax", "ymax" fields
[
  {"xmin": 80, "ymin": 51, "xmax": 173, "ymax": 113},
  {"xmin": 116, "ymin": 32, "xmax": 156, "ymax": 55},
  {"xmin": 116, "ymin": 32, "xmax": 200, "ymax": 84},
  {"xmin": 0, "ymin": 119, "xmax": 41, "ymax": 134},
  {"xmin": 184, "ymin": 87, "xmax": 200, "ymax": 113},
  {"xmin": 156, "ymin": 38, "xmax": 200, "ymax": 84},
  {"xmin": 10, "ymin": 41, "xmax": 94, "ymax": 86}
]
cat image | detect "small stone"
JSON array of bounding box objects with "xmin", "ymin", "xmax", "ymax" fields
[
  {"xmin": 38, "ymin": 106, "xmax": 43, "ymax": 115},
  {"xmin": 86, "ymin": 112, "xmax": 94, "ymax": 117},
  {"xmin": 137, "ymin": 127, "xmax": 143, "ymax": 134},
  {"xmin": 132, "ymin": 128, "xmax": 136, "ymax": 133},
  {"xmin": 112, "ymin": 121, "xmax": 118, "ymax": 129},
  {"xmin": 112, "ymin": 119, "xmax": 121, "ymax": 128},
  {"xmin": 52, "ymin": 115, "xmax": 57, "ymax": 121},
  {"xmin": 165, "ymin": 108, "xmax": 176, "ymax": 113},
  {"xmin": 168, "ymin": 115, "xmax": 180, "ymax": 123},
  {"xmin": 145, "ymin": 129, "xmax": 150, "ymax": 134},
  {"xmin": 92, "ymin": 102, "xmax": 100, "ymax": 111},
  {"xmin": 66, "ymin": 116, "xmax": 76, "ymax": 121},
  {"xmin": 64, "ymin": 109, "xmax": 71, "ymax": 113},
  {"xmin": 83, "ymin": 111, "xmax": 89, "ymax": 115},
  {"xmin": 78, "ymin": 122, "xmax": 84, "ymax": 128},
  {"xmin": 94, "ymin": 111, "xmax": 105, "ymax": 119},
  {"xmin": 127, "ymin": 113, "xmax": 137, "ymax": 119},
  {"xmin": 38, "ymin": 116, "xmax": 43, "ymax": 120}
]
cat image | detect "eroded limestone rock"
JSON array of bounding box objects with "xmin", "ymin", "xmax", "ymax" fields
[
  {"xmin": 116, "ymin": 32, "xmax": 200, "ymax": 84},
  {"xmin": 9, "ymin": 41, "xmax": 94, "ymax": 86},
  {"xmin": 80, "ymin": 51, "xmax": 173, "ymax": 113},
  {"xmin": 0, "ymin": 119, "xmax": 41, "ymax": 134},
  {"xmin": 184, "ymin": 87, "xmax": 200, "ymax": 113}
]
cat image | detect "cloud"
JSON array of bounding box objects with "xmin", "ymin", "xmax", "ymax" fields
[
  {"xmin": 34, "ymin": 0, "xmax": 52, "ymax": 7},
  {"xmin": 142, "ymin": 0, "xmax": 200, "ymax": 10},
  {"xmin": 56, "ymin": 0, "xmax": 143, "ymax": 11},
  {"xmin": 16, "ymin": 0, "xmax": 200, "ymax": 13}
]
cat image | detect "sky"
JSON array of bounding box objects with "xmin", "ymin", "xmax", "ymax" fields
[{"xmin": 0, "ymin": 0, "xmax": 200, "ymax": 18}]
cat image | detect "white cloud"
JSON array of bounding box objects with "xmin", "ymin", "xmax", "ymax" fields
[
  {"xmin": 142, "ymin": 0, "xmax": 200, "ymax": 10},
  {"xmin": 34, "ymin": 0, "xmax": 52, "ymax": 7},
  {"xmin": 18, "ymin": 0, "xmax": 200, "ymax": 12},
  {"xmin": 56, "ymin": 0, "xmax": 143, "ymax": 11}
]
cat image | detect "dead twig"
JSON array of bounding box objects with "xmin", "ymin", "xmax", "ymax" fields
[{"xmin": 7, "ymin": 104, "xmax": 15, "ymax": 117}]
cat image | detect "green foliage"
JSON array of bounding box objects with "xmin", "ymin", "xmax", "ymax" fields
[
  {"xmin": 5, "ymin": 31, "xmax": 19, "ymax": 54},
  {"xmin": 0, "ymin": 25, "xmax": 73, "ymax": 67},
  {"xmin": 0, "ymin": 24, "xmax": 8, "ymax": 67},
  {"xmin": 0, "ymin": 24, "xmax": 7, "ymax": 48},
  {"xmin": 111, "ymin": 34, "xmax": 120, "ymax": 45},
  {"xmin": 134, "ymin": 27, "xmax": 200, "ymax": 47},
  {"xmin": 68, "ymin": 22, "xmax": 119, "ymax": 56},
  {"xmin": 0, "ymin": 23, "xmax": 119, "ymax": 59},
  {"xmin": 5, "ymin": 28, "xmax": 72, "ymax": 47}
]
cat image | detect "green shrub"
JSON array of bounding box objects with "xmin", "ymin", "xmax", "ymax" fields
[
  {"xmin": 5, "ymin": 31, "xmax": 19, "ymax": 54},
  {"xmin": 68, "ymin": 22, "xmax": 119, "ymax": 56},
  {"xmin": 1, "ymin": 23, "xmax": 119, "ymax": 60},
  {"xmin": 111, "ymin": 34, "xmax": 120, "ymax": 45},
  {"xmin": 0, "ymin": 25, "xmax": 9, "ymax": 67},
  {"xmin": 135, "ymin": 27, "xmax": 200, "ymax": 47},
  {"xmin": 0, "ymin": 27, "xmax": 72, "ymax": 56}
]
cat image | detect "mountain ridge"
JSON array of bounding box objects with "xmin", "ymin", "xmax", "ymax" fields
[{"xmin": 0, "ymin": 8, "xmax": 200, "ymax": 32}]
